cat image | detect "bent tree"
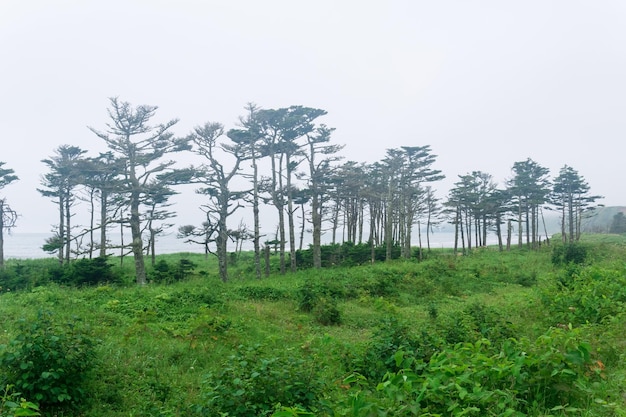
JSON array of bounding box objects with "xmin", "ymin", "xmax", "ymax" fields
[
  {"xmin": 38, "ymin": 145, "xmax": 87, "ymax": 264},
  {"xmin": 185, "ymin": 122, "xmax": 247, "ymax": 282},
  {"xmin": 551, "ymin": 165, "xmax": 602, "ymax": 243},
  {"xmin": 0, "ymin": 162, "xmax": 18, "ymax": 268},
  {"xmin": 89, "ymin": 97, "xmax": 190, "ymax": 285}
]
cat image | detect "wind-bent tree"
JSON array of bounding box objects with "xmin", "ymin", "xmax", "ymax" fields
[
  {"xmin": 76, "ymin": 152, "xmax": 126, "ymax": 258},
  {"xmin": 89, "ymin": 97, "xmax": 190, "ymax": 285},
  {"xmin": 39, "ymin": 145, "xmax": 87, "ymax": 264},
  {"xmin": 256, "ymin": 106, "xmax": 327, "ymax": 273},
  {"xmin": 186, "ymin": 122, "xmax": 247, "ymax": 282},
  {"xmin": 422, "ymin": 186, "xmax": 442, "ymax": 252},
  {"xmin": 332, "ymin": 161, "xmax": 367, "ymax": 245},
  {"xmin": 0, "ymin": 162, "xmax": 18, "ymax": 268},
  {"xmin": 142, "ymin": 181, "xmax": 177, "ymax": 266},
  {"xmin": 228, "ymin": 103, "xmax": 264, "ymax": 279},
  {"xmin": 378, "ymin": 146, "xmax": 443, "ymax": 260},
  {"xmin": 303, "ymin": 124, "xmax": 344, "ymax": 268},
  {"xmin": 506, "ymin": 158, "xmax": 551, "ymax": 249},
  {"xmin": 396, "ymin": 146, "xmax": 444, "ymax": 258},
  {"xmin": 551, "ymin": 165, "xmax": 602, "ymax": 243}
]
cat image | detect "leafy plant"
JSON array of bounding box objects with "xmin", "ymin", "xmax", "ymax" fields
[
  {"xmin": 0, "ymin": 385, "xmax": 40, "ymax": 417},
  {"xmin": 195, "ymin": 344, "xmax": 324, "ymax": 416},
  {"xmin": 0, "ymin": 311, "xmax": 96, "ymax": 410}
]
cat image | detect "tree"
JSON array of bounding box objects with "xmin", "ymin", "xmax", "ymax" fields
[
  {"xmin": 39, "ymin": 145, "xmax": 87, "ymax": 264},
  {"xmin": 89, "ymin": 97, "xmax": 190, "ymax": 285},
  {"xmin": 227, "ymin": 103, "xmax": 264, "ymax": 279},
  {"xmin": 506, "ymin": 159, "xmax": 551, "ymax": 249},
  {"xmin": 76, "ymin": 152, "xmax": 126, "ymax": 258},
  {"xmin": 142, "ymin": 181, "xmax": 177, "ymax": 266},
  {"xmin": 256, "ymin": 106, "xmax": 327, "ymax": 273},
  {"xmin": 610, "ymin": 212, "xmax": 626, "ymax": 234},
  {"xmin": 0, "ymin": 162, "xmax": 18, "ymax": 268},
  {"xmin": 303, "ymin": 124, "xmax": 344, "ymax": 268},
  {"xmin": 186, "ymin": 122, "xmax": 247, "ymax": 282},
  {"xmin": 551, "ymin": 165, "xmax": 602, "ymax": 243}
]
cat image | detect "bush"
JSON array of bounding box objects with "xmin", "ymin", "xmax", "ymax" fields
[
  {"xmin": 312, "ymin": 297, "xmax": 341, "ymax": 326},
  {"xmin": 0, "ymin": 311, "xmax": 96, "ymax": 411},
  {"xmin": 50, "ymin": 256, "xmax": 120, "ymax": 286},
  {"xmin": 552, "ymin": 243, "xmax": 589, "ymax": 266},
  {"xmin": 195, "ymin": 344, "xmax": 323, "ymax": 416},
  {"xmin": 0, "ymin": 385, "xmax": 40, "ymax": 417},
  {"xmin": 237, "ymin": 285, "xmax": 288, "ymax": 301},
  {"xmin": 149, "ymin": 259, "xmax": 197, "ymax": 284},
  {"xmin": 351, "ymin": 316, "xmax": 442, "ymax": 382}
]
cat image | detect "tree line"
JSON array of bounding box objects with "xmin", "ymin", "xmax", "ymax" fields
[{"xmin": 0, "ymin": 98, "xmax": 603, "ymax": 282}]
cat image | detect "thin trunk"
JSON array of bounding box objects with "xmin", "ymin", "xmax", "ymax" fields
[
  {"xmin": 99, "ymin": 191, "xmax": 108, "ymax": 258},
  {"xmin": 129, "ymin": 189, "xmax": 147, "ymax": 285},
  {"xmin": 506, "ymin": 219, "xmax": 512, "ymax": 251},
  {"xmin": 0, "ymin": 204, "xmax": 4, "ymax": 268},
  {"xmin": 58, "ymin": 194, "xmax": 64, "ymax": 265},
  {"xmin": 251, "ymin": 153, "xmax": 261, "ymax": 279},
  {"xmin": 65, "ymin": 192, "xmax": 71, "ymax": 262},
  {"xmin": 517, "ymin": 198, "xmax": 523, "ymax": 248}
]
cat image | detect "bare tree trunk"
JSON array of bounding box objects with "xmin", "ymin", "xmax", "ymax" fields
[
  {"xmin": 129, "ymin": 190, "xmax": 147, "ymax": 285},
  {"xmin": 99, "ymin": 191, "xmax": 108, "ymax": 258},
  {"xmin": 0, "ymin": 205, "xmax": 4, "ymax": 268}
]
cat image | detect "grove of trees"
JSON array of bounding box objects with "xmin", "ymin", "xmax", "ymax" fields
[{"xmin": 3, "ymin": 97, "xmax": 605, "ymax": 282}]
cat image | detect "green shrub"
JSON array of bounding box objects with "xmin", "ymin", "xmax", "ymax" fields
[
  {"xmin": 237, "ymin": 285, "xmax": 288, "ymax": 301},
  {"xmin": 195, "ymin": 344, "xmax": 323, "ymax": 416},
  {"xmin": 552, "ymin": 243, "xmax": 589, "ymax": 266},
  {"xmin": 0, "ymin": 385, "xmax": 40, "ymax": 417},
  {"xmin": 543, "ymin": 265, "xmax": 626, "ymax": 325},
  {"xmin": 335, "ymin": 332, "xmax": 599, "ymax": 416},
  {"xmin": 0, "ymin": 311, "xmax": 96, "ymax": 411},
  {"xmin": 312, "ymin": 297, "xmax": 341, "ymax": 326},
  {"xmin": 149, "ymin": 259, "xmax": 197, "ymax": 284},
  {"xmin": 0, "ymin": 261, "xmax": 54, "ymax": 291},
  {"xmin": 58, "ymin": 256, "xmax": 120, "ymax": 286},
  {"xmin": 351, "ymin": 316, "xmax": 442, "ymax": 382}
]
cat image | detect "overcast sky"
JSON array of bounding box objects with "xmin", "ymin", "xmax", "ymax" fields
[{"xmin": 1, "ymin": 1, "xmax": 625, "ymax": 234}]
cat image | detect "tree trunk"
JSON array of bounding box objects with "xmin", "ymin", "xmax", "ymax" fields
[
  {"xmin": 99, "ymin": 190, "xmax": 108, "ymax": 258},
  {"xmin": 0, "ymin": 205, "xmax": 4, "ymax": 268},
  {"xmin": 129, "ymin": 190, "xmax": 147, "ymax": 285}
]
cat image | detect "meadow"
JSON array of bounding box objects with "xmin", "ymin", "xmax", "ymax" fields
[{"xmin": 1, "ymin": 236, "xmax": 626, "ymax": 416}]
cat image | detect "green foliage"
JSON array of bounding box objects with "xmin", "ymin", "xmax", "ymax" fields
[
  {"xmin": 296, "ymin": 242, "xmax": 401, "ymax": 268},
  {"xmin": 0, "ymin": 311, "xmax": 96, "ymax": 411},
  {"xmin": 149, "ymin": 258, "xmax": 197, "ymax": 284},
  {"xmin": 2, "ymin": 244, "xmax": 625, "ymax": 416},
  {"xmin": 543, "ymin": 264, "xmax": 626, "ymax": 326},
  {"xmin": 52, "ymin": 256, "xmax": 120, "ymax": 286},
  {"xmin": 195, "ymin": 344, "xmax": 324, "ymax": 416},
  {"xmin": 332, "ymin": 330, "xmax": 600, "ymax": 416},
  {"xmin": 0, "ymin": 260, "xmax": 57, "ymax": 291},
  {"xmin": 552, "ymin": 243, "xmax": 589, "ymax": 266},
  {"xmin": 350, "ymin": 316, "xmax": 442, "ymax": 382},
  {"xmin": 312, "ymin": 297, "xmax": 341, "ymax": 326},
  {"xmin": 0, "ymin": 385, "xmax": 40, "ymax": 417},
  {"xmin": 237, "ymin": 285, "xmax": 289, "ymax": 301}
]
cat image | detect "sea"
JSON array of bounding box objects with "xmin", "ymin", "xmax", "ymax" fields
[{"xmin": 2, "ymin": 231, "xmax": 491, "ymax": 260}]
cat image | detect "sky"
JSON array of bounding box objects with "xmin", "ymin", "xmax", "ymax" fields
[{"xmin": 1, "ymin": 0, "xmax": 626, "ymax": 234}]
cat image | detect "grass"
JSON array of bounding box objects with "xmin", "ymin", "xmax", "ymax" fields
[{"xmin": 1, "ymin": 238, "xmax": 626, "ymax": 416}]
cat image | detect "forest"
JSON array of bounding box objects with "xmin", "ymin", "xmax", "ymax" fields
[{"xmin": 0, "ymin": 98, "xmax": 606, "ymax": 285}]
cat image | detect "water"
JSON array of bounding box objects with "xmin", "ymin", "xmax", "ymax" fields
[
  {"xmin": 2, "ymin": 232, "xmax": 207, "ymax": 260},
  {"xmin": 2, "ymin": 231, "xmax": 496, "ymax": 260}
]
